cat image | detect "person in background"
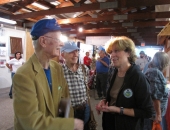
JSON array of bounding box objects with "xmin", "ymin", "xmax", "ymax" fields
[
  {"xmin": 13, "ymin": 18, "xmax": 83, "ymax": 130},
  {"xmin": 95, "ymin": 46, "xmax": 110, "ymax": 99},
  {"xmin": 96, "ymin": 36, "xmax": 154, "ymax": 130},
  {"xmin": 145, "ymin": 52, "xmax": 169, "ymax": 130},
  {"xmin": 90, "ymin": 53, "xmax": 96, "ymax": 71},
  {"xmin": 83, "ymin": 52, "xmax": 91, "ymax": 70},
  {"xmin": 61, "ymin": 41, "xmax": 90, "ymax": 130},
  {"xmin": 135, "ymin": 51, "xmax": 148, "ymax": 72},
  {"xmin": 6, "ymin": 51, "xmax": 25, "ymax": 99}
]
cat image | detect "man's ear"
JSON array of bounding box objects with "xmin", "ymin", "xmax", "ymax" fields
[
  {"xmin": 39, "ymin": 36, "xmax": 46, "ymax": 48},
  {"xmin": 61, "ymin": 52, "xmax": 65, "ymax": 58}
]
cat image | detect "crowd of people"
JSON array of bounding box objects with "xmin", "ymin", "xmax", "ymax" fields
[{"xmin": 6, "ymin": 18, "xmax": 170, "ymax": 130}]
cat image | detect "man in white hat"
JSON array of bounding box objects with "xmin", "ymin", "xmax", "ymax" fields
[{"xmin": 61, "ymin": 41, "xmax": 90, "ymax": 130}]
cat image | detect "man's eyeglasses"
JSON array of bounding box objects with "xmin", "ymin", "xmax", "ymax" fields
[{"xmin": 43, "ymin": 36, "xmax": 61, "ymax": 42}]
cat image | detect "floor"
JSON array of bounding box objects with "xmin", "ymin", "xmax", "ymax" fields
[
  {"xmin": 0, "ymin": 87, "xmax": 14, "ymax": 130},
  {"xmin": 0, "ymin": 87, "xmax": 102, "ymax": 130}
]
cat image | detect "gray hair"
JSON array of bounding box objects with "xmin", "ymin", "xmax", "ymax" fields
[
  {"xmin": 32, "ymin": 39, "xmax": 38, "ymax": 49},
  {"xmin": 150, "ymin": 52, "xmax": 169, "ymax": 71}
]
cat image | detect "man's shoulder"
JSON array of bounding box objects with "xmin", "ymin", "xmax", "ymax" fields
[
  {"xmin": 104, "ymin": 56, "xmax": 109, "ymax": 60},
  {"xmin": 15, "ymin": 60, "xmax": 32, "ymax": 75}
]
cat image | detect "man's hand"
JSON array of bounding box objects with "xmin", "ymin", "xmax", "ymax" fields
[
  {"xmin": 74, "ymin": 119, "xmax": 84, "ymax": 130},
  {"xmin": 154, "ymin": 114, "xmax": 162, "ymax": 123}
]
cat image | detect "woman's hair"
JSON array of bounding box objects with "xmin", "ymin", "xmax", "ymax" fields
[
  {"xmin": 149, "ymin": 52, "xmax": 169, "ymax": 71},
  {"xmin": 14, "ymin": 52, "xmax": 22, "ymax": 59},
  {"xmin": 106, "ymin": 36, "xmax": 137, "ymax": 63}
]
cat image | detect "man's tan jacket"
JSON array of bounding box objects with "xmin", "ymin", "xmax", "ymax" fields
[{"xmin": 13, "ymin": 54, "xmax": 74, "ymax": 130}]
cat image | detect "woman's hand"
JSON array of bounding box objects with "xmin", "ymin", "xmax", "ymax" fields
[
  {"xmin": 101, "ymin": 102, "xmax": 119, "ymax": 113},
  {"xmin": 95, "ymin": 99, "xmax": 106, "ymax": 114},
  {"xmin": 6, "ymin": 63, "xmax": 12, "ymax": 71}
]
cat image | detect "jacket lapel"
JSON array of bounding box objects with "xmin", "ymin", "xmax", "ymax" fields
[{"xmin": 31, "ymin": 54, "xmax": 55, "ymax": 117}]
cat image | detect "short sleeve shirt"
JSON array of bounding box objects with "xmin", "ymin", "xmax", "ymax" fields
[
  {"xmin": 145, "ymin": 68, "xmax": 169, "ymax": 116},
  {"xmin": 7, "ymin": 58, "xmax": 25, "ymax": 73}
]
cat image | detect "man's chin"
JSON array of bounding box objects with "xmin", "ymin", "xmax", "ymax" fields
[
  {"xmin": 51, "ymin": 54, "xmax": 59, "ymax": 59},
  {"xmin": 71, "ymin": 61, "xmax": 78, "ymax": 64}
]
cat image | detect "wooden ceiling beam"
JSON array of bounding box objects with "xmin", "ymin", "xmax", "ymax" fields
[
  {"xmin": 0, "ymin": 0, "xmax": 20, "ymax": 5},
  {"xmin": 10, "ymin": 0, "xmax": 170, "ymax": 20},
  {"xmin": 0, "ymin": 8, "xmax": 13, "ymax": 15},
  {"xmin": 68, "ymin": 28, "xmax": 161, "ymax": 34},
  {"xmin": 8, "ymin": 0, "xmax": 35, "ymax": 13},
  {"xmin": 9, "ymin": 2, "xmax": 117, "ymax": 19},
  {"xmin": 90, "ymin": 0, "xmax": 97, "ymax": 3},
  {"xmin": 120, "ymin": 0, "xmax": 170, "ymax": 8},
  {"xmin": 79, "ymin": 21, "xmax": 168, "ymax": 30},
  {"xmin": 12, "ymin": 2, "xmax": 35, "ymax": 12},
  {"xmin": 58, "ymin": 15, "xmax": 114, "ymax": 24},
  {"xmin": 78, "ymin": 0, "xmax": 88, "ymax": 5},
  {"xmin": 38, "ymin": 1, "xmax": 56, "ymax": 8},
  {"xmin": 74, "ymin": 32, "xmax": 158, "ymax": 39},
  {"xmin": 57, "ymin": 1, "xmax": 73, "ymax": 8},
  {"xmin": 69, "ymin": 0, "xmax": 77, "ymax": 5},
  {"xmin": 57, "ymin": 12, "xmax": 170, "ymax": 24}
]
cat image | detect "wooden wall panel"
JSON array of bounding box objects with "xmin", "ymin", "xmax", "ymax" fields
[
  {"xmin": 10, "ymin": 37, "xmax": 22, "ymax": 54},
  {"xmin": 25, "ymin": 30, "xmax": 34, "ymax": 61}
]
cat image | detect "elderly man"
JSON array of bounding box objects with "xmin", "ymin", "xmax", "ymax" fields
[
  {"xmin": 96, "ymin": 46, "xmax": 110, "ymax": 99},
  {"xmin": 13, "ymin": 18, "xmax": 83, "ymax": 130},
  {"xmin": 61, "ymin": 41, "xmax": 90, "ymax": 130}
]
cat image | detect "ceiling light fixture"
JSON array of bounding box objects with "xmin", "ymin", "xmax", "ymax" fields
[
  {"xmin": 0, "ymin": 17, "xmax": 16, "ymax": 24},
  {"xmin": 78, "ymin": 27, "xmax": 83, "ymax": 32},
  {"xmin": 60, "ymin": 34, "xmax": 68, "ymax": 42}
]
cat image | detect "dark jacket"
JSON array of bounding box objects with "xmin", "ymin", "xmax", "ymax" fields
[{"xmin": 104, "ymin": 64, "xmax": 154, "ymax": 130}]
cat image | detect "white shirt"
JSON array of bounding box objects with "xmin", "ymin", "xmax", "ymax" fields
[
  {"xmin": 135, "ymin": 58, "xmax": 148, "ymax": 71},
  {"xmin": 7, "ymin": 58, "xmax": 25, "ymax": 73}
]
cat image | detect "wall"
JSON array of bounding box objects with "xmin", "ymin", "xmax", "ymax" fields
[
  {"xmin": 79, "ymin": 43, "xmax": 93, "ymax": 64},
  {"xmin": 86, "ymin": 36, "xmax": 111, "ymax": 47},
  {"xmin": 0, "ymin": 27, "xmax": 26, "ymax": 89}
]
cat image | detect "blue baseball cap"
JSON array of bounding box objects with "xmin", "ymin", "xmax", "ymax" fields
[
  {"xmin": 61, "ymin": 41, "xmax": 80, "ymax": 53},
  {"xmin": 30, "ymin": 18, "xmax": 71, "ymax": 39},
  {"xmin": 98, "ymin": 46, "xmax": 105, "ymax": 53}
]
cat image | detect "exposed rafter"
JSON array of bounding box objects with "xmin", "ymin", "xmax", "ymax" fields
[
  {"xmin": 0, "ymin": 0, "xmax": 20, "ymax": 5},
  {"xmin": 0, "ymin": 0, "xmax": 169, "ymax": 45},
  {"xmin": 10, "ymin": 2, "xmax": 118, "ymax": 19},
  {"xmin": 57, "ymin": 12, "xmax": 170, "ymax": 24}
]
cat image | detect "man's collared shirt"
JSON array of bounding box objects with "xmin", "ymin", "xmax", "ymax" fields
[{"xmin": 62, "ymin": 64, "xmax": 88, "ymax": 106}]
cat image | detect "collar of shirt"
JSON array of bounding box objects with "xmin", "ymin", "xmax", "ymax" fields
[{"xmin": 63, "ymin": 64, "xmax": 83, "ymax": 74}]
